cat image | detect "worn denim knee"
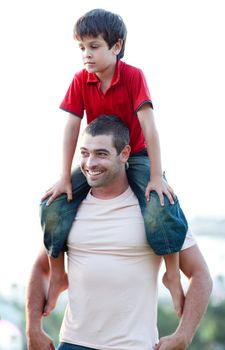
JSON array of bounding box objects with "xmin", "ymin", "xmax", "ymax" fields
[
  {"xmin": 40, "ymin": 167, "xmax": 90, "ymax": 258},
  {"xmin": 127, "ymin": 153, "xmax": 188, "ymax": 255}
]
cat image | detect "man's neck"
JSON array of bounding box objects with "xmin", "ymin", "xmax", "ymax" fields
[{"xmin": 90, "ymin": 178, "xmax": 129, "ymax": 200}]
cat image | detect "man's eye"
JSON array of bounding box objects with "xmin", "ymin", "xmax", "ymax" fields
[
  {"xmin": 91, "ymin": 45, "xmax": 98, "ymax": 49},
  {"xmin": 81, "ymin": 151, "xmax": 89, "ymax": 157}
]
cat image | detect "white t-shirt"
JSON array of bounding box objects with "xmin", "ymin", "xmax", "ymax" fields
[{"xmin": 59, "ymin": 187, "xmax": 196, "ymax": 350}]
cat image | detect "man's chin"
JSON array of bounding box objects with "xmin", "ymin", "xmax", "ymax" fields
[{"xmin": 86, "ymin": 179, "xmax": 102, "ymax": 187}]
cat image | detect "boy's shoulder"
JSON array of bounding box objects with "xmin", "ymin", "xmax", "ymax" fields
[
  {"xmin": 119, "ymin": 60, "xmax": 145, "ymax": 79},
  {"xmin": 120, "ymin": 60, "xmax": 143, "ymax": 73}
]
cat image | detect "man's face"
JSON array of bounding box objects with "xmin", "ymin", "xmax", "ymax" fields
[{"xmin": 79, "ymin": 133, "xmax": 123, "ymax": 188}]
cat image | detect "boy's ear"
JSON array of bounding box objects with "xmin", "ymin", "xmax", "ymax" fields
[{"xmin": 112, "ymin": 39, "xmax": 123, "ymax": 56}]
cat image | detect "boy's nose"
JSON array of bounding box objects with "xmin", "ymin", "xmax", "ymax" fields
[{"xmin": 84, "ymin": 49, "xmax": 92, "ymax": 58}]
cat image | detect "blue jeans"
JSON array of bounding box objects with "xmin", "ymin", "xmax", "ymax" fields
[
  {"xmin": 41, "ymin": 151, "xmax": 188, "ymax": 257},
  {"xmin": 57, "ymin": 343, "xmax": 97, "ymax": 350}
]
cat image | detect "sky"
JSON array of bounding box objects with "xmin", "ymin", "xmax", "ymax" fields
[{"xmin": 0, "ymin": 0, "xmax": 224, "ymax": 291}]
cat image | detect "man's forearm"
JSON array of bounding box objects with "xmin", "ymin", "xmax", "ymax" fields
[
  {"xmin": 156, "ymin": 245, "xmax": 212, "ymax": 350},
  {"xmin": 25, "ymin": 250, "xmax": 57, "ymax": 349},
  {"xmin": 176, "ymin": 253, "xmax": 212, "ymax": 345},
  {"xmin": 26, "ymin": 250, "xmax": 50, "ymax": 333},
  {"xmin": 174, "ymin": 245, "xmax": 212, "ymax": 347}
]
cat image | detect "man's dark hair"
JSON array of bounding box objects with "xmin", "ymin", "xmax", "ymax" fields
[
  {"xmin": 74, "ymin": 8, "xmax": 127, "ymax": 60},
  {"xmin": 84, "ymin": 115, "xmax": 130, "ymax": 154}
]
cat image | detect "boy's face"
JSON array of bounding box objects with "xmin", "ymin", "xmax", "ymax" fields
[{"xmin": 76, "ymin": 35, "xmax": 121, "ymax": 74}]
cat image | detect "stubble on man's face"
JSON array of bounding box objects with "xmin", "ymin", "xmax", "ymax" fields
[{"xmin": 80, "ymin": 134, "xmax": 122, "ymax": 190}]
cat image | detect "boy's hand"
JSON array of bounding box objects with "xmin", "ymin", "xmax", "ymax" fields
[
  {"xmin": 41, "ymin": 178, "xmax": 73, "ymax": 206},
  {"xmin": 145, "ymin": 175, "xmax": 176, "ymax": 206}
]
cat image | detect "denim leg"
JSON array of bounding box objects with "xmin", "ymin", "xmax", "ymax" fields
[
  {"xmin": 57, "ymin": 343, "xmax": 97, "ymax": 350},
  {"xmin": 127, "ymin": 155, "xmax": 188, "ymax": 255},
  {"xmin": 40, "ymin": 166, "xmax": 90, "ymax": 258}
]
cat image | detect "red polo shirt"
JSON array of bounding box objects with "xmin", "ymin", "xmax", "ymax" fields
[{"xmin": 60, "ymin": 60, "xmax": 153, "ymax": 154}]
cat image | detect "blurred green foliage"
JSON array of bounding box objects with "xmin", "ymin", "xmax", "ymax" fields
[
  {"xmin": 158, "ymin": 301, "xmax": 225, "ymax": 350},
  {"xmin": 1, "ymin": 289, "xmax": 225, "ymax": 349}
]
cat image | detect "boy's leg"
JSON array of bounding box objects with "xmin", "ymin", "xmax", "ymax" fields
[
  {"xmin": 163, "ymin": 253, "xmax": 185, "ymax": 317},
  {"xmin": 41, "ymin": 167, "xmax": 90, "ymax": 258},
  {"xmin": 127, "ymin": 153, "xmax": 187, "ymax": 316},
  {"xmin": 40, "ymin": 167, "xmax": 90, "ymax": 315},
  {"xmin": 43, "ymin": 252, "xmax": 68, "ymax": 316},
  {"xmin": 127, "ymin": 154, "xmax": 188, "ymax": 255}
]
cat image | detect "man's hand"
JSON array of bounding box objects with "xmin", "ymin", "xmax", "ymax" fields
[
  {"xmin": 145, "ymin": 175, "xmax": 176, "ymax": 206},
  {"xmin": 41, "ymin": 178, "xmax": 73, "ymax": 206},
  {"xmin": 153, "ymin": 333, "xmax": 189, "ymax": 350},
  {"xmin": 27, "ymin": 328, "xmax": 55, "ymax": 350}
]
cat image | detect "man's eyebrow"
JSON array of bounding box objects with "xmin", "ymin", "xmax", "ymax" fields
[
  {"xmin": 80, "ymin": 147, "xmax": 110, "ymax": 153},
  {"xmin": 95, "ymin": 148, "xmax": 110, "ymax": 153}
]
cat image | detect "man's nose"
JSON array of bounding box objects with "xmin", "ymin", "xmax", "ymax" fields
[{"xmin": 86, "ymin": 155, "xmax": 97, "ymax": 167}]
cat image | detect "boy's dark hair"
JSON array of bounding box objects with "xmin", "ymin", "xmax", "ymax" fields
[
  {"xmin": 84, "ymin": 115, "xmax": 130, "ymax": 154},
  {"xmin": 74, "ymin": 8, "xmax": 127, "ymax": 60}
]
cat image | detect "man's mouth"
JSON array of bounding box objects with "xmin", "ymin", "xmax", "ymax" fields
[{"xmin": 86, "ymin": 169, "xmax": 103, "ymax": 176}]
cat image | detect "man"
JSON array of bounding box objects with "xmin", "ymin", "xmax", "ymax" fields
[{"xmin": 26, "ymin": 115, "xmax": 212, "ymax": 350}]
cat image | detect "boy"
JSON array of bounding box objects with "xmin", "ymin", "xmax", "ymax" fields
[{"xmin": 41, "ymin": 8, "xmax": 188, "ymax": 317}]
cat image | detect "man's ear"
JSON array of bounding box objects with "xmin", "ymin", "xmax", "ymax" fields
[
  {"xmin": 120, "ymin": 145, "xmax": 131, "ymax": 162},
  {"xmin": 112, "ymin": 39, "xmax": 123, "ymax": 56}
]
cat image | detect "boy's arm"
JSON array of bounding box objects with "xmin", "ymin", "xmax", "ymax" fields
[
  {"xmin": 26, "ymin": 249, "xmax": 56, "ymax": 350},
  {"xmin": 42, "ymin": 113, "xmax": 81, "ymax": 206},
  {"xmin": 155, "ymin": 245, "xmax": 212, "ymax": 349},
  {"xmin": 137, "ymin": 105, "xmax": 175, "ymax": 205}
]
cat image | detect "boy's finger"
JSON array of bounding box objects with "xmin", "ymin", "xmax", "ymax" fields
[
  {"xmin": 166, "ymin": 192, "xmax": 175, "ymax": 205},
  {"xmin": 145, "ymin": 188, "xmax": 150, "ymax": 201},
  {"xmin": 158, "ymin": 192, "xmax": 164, "ymax": 206},
  {"xmin": 46, "ymin": 194, "xmax": 56, "ymax": 206},
  {"xmin": 67, "ymin": 191, "xmax": 73, "ymax": 202}
]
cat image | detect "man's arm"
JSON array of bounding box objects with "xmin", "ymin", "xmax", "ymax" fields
[
  {"xmin": 25, "ymin": 248, "xmax": 55, "ymax": 350},
  {"xmin": 155, "ymin": 244, "xmax": 213, "ymax": 350}
]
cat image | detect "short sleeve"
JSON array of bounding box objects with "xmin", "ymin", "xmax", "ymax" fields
[
  {"xmin": 130, "ymin": 69, "xmax": 153, "ymax": 112},
  {"xmin": 60, "ymin": 71, "xmax": 84, "ymax": 118}
]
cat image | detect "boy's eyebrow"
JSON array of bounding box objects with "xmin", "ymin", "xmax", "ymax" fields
[{"xmin": 78, "ymin": 38, "xmax": 102, "ymax": 46}]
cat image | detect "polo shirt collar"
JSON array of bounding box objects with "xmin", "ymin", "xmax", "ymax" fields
[{"xmin": 87, "ymin": 60, "xmax": 123, "ymax": 86}]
